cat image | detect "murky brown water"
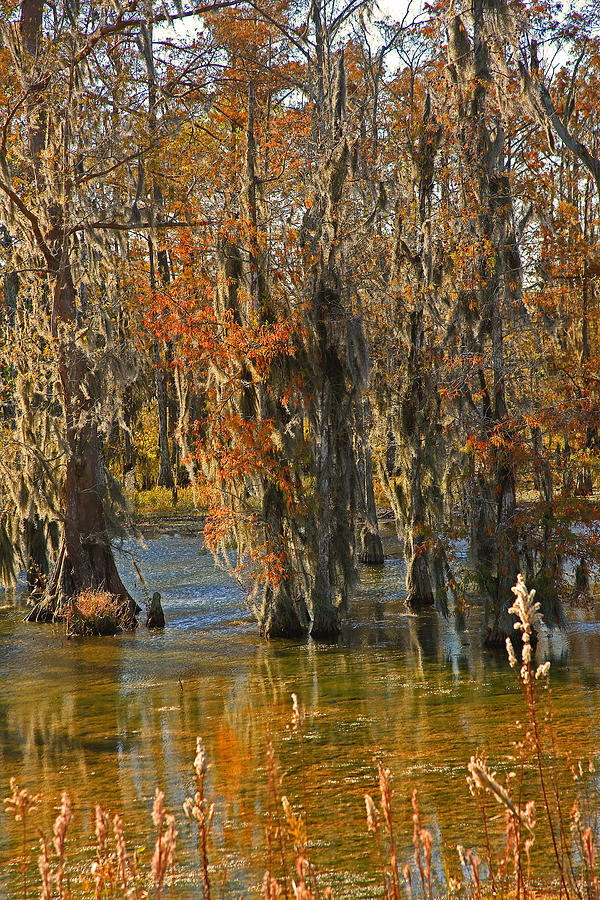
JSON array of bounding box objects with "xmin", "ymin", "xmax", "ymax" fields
[{"xmin": 1, "ymin": 531, "xmax": 600, "ymax": 898}]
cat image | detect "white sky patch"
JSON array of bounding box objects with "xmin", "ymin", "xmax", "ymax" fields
[{"xmin": 378, "ymin": 0, "xmax": 422, "ymax": 19}]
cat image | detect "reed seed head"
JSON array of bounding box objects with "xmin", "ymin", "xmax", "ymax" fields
[
  {"xmin": 95, "ymin": 803, "xmax": 110, "ymax": 857},
  {"xmin": 377, "ymin": 762, "xmax": 393, "ymax": 828},
  {"xmin": 535, "ymin": 661, "xmax": 550, "ymax": 680},
  {"xmin": 152, "ymin": 788, "xmax": 165, "ymax": 829},
  {"xmin": 4, "ymin": 777, "xmax": 40, "ymax": 822},
  {"xmin": 194, "ymin": 737, "xmax": 207, "ymax": 778},
  {"xmin": 52, "ymin": 791, "xmax": 72, "ymax": 859},
  {"xmin": 364, "ymin": 794, "xmax": 379, "ymax": 832},
  {"xmin": 291, "ymin": 693, "xmax": 302, "ymax": 730},
  {"xmin": 420, "ymin": 827, "xmax": 432, "ymax": 870},
  {"xmin": 113, "ymin": 813, "xmax": 128, "ymax": 888},
  {"xmin": 509, "ymin": 574, "xmax": 541, "ymax": 635},
  {"xmin": 263, "ymin": 871, "xmax": 282, "ymax": 898}
]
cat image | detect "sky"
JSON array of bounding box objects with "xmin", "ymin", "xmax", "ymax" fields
[{"xmin": 379, "ymin": 0, "xmax": 423, "ymax": 20}]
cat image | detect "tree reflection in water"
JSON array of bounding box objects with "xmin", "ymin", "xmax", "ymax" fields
[{"xmin": 1, "ymin": 533, "xmax": 599, "ymax": 897}]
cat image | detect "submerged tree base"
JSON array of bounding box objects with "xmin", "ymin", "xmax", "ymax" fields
[
  {"xmin": 25, "ymin": 539, "xmax": 139, "ymax": 633},
  {"xmin": 359, "ymin": 526, "xmax": 384, "ymax": 565},
  {"xmin": 309, "ymin": 606, "xmax": 342, "ymax": 641},
  {"xmin": 258, "ymin": 591, "xmax": 342, "ymax": 642},
  {"xmin": 258, "ymin": 584, "xmax": 311, "ymax": 639},
  {"xmin": 26, "ymin": 587, "xmax": 138, "ymax": 636},
  {"xmin": 406, "ymin": 553, "xmax": 435, "ymax": 610}
]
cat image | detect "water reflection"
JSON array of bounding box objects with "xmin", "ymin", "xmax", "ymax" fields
[{"xmin": 1, "ymin": 534, "xmax": 600, "ymax": 897}]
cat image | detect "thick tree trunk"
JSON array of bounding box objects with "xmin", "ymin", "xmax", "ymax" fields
[
  {"xmin": 23, "ymin": 515, "xmax": 49, "ymax": 593},
  {"xmin": 27, "ymin": 269, "xmax": 137, "ymax": 626},
  {"xmin": 485, "ymin": 284, "xmax": 519, "ymax": 645},
  {"xmin": 18, "ymin": 0, "xmax": 136, "ymax": 629},
  {"xmin": 257, "ymin": 483, "xmax": 310, "ymax": 638},
  {"xmin": 403, "ymin": 309, "xmax": 436, "ymax": 609},
  {"xmin": 528, "ymin": 427, "xmax": 563, "ymax": 624},
  {"xmin": 310, "ymin": 414, "xmax": 342, "ymax": 639},
  {"xmin": 258, "ymin": 583, "xmax": 309, "ymax": 639},
  {"xmin": 378, "ymin": 95, "xmax": 446, "ymax": 610},
  {"xmin": 405, "ymin": 444, "xmax": 434, "ymax": 609},
  {"xmin": 484, "ymin": 456, "xmax": 518, "ymax": 646},
  {"xmin": 360, "ymin": 525, "xmax": 384, "ymax": 566},
  {"xmin": 406, "ymin": 552, "xmax": 435, "ymax": 610},
  {"xmin": 454, "ymin": 0, "xmax": 521, "ymax": 645}
]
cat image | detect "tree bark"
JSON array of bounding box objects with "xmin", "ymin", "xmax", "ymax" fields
[
  {"xmin": 466, "ymin": 0, "xmax": 519, "ymax": 643},
  {"xmin": 19, "ymin": 1, "xmax": 136, "ymax": 626},
  {"xmin": 357, "ymin": 399, "xmax": 384, "ymax": 565},
  {"xmin": 310, "ymin": 410, "xmax": 342, "ymax": 639},
  {"xmin": 149, "ymin": 240, "xmax": 175, "ymax": 489}
]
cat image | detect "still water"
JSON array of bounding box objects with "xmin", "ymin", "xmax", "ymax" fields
[{"xmin": 1, "ymin": 529, "xmax": 600, "ymax": 898}]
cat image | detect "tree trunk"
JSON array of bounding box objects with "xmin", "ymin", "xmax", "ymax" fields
[
  {"xmin": 23, "ymin": 515, "xmax": 49, "ymax": 593},
  {"xmin": 405, "ymin": 443, "xmax": 434, "ymax": 609},
  {"xmin": 27, "ymin": 275, "xmax": 137, "ymax": 623},
  {"xmin": 122, "ymin": 383, "xmax": 138, "ymax": 492},
  {"xmin": 485, "ymin": 271, "xmax": 518, "ymax": 645},
  {"xmin": 310, "ymin": 410, "xmax": 341, "ymax": 639},
  {"xmin": 452, "ymin": 0, "xmax": 520, "ymax": 645},
  {"xmin": 357, "ymin": 399, "xmax": 384, "ymax": 565},
  {"xmin": 259, "ymin": 586, "xmax": 309, "ymax": 638},
  {"xmin": 157, "ymin": 248, "xmax": 180, "ymax": 478},
  {"xmin": 149, "ymin": 240, "xmax": 174, "ymax": 490},
  {"xmin": 19, "ymin": 0, "xmax": 136, "ymax": 627},
  {"xmin": 174, "ymin": 365, "xmax": 199, "ymax": 488}
]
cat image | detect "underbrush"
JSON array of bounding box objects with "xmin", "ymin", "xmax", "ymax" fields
[
  {"xmin": 4, "ymin": 576, "xmax": 600, "ymax": 899},
  {"xmin": 128, "ymin": 485, "xmax": 205, "ymax": 517},
  {"xmin": 64, "ymin": 588, "xmax": 136, "ymax": 636}
]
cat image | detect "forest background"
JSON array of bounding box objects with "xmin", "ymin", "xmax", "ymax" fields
[{"xmin": 1, "ymin": 0, "xmax": 600, "ymax": 644}]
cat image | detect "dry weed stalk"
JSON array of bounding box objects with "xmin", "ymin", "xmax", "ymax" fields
[
  {"xmin": 466, "ymin": 574, "xmax": 600, "ymax": 900},
  {"xmin": 151, "ymin": 789, "xmax": 177, "ymax": 900},
  {"xmin": 288, "ymin": 856, "xmax": 332, "ymax": 900},
  {"xmin": 364, "ymin": 790, "xmax": 387, "ymax": 897},
  {"xmin": 92, "ymin": 804, "xmax": 113, "ymax": 898},
  {"xmin": 183, "ymin": 737, "xmax": 213, "ymax": 899},
  {"xmin": 90, "ymin": 802, "xmax": 144, "ymax": 900},
  {"xmin": 288, "ymin": 694, "xmax": 318, "ymax": 897},
  {"xmin": 113, "ymin": 812, "xmax": 140, "ymax": 899},
  {"xmin": 263, "ymin": 870, "xmax": 283, "ymax": 899},
  {"xmin": 411, "ymin": 790, "xmax": 433, "ymax": 900},
  {"xmin": 507, "ymin": 574, "xmax": 571, "ymax": 898},
  {"xmin": 52, "ymin": 792, "xmax": 72, "ymax": 899},
  {"xmin": 4, "ymin": 777, "xmax": 40, "ymax": 900},
  {"xmin": 465, "ymin": 848, "xmax": 481, "ymax": 900},
  {"xmin": 38, "ymin": 833, "xmax": 52, "ymax": 900},
  {"xmin": 365, "ymin": 763, "xmax": 416, "ymax": 900},
  {"xmin": 265, "ymin": 737, "xmax": 289, "ymax": 900}
]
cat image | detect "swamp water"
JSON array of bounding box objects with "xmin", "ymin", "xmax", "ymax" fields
[{"xmin": 1, "ymin": 529, "xmax": 600, "ymax": 898}]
